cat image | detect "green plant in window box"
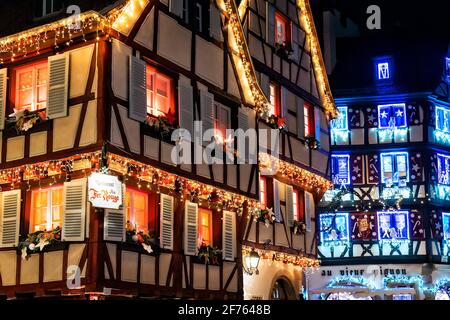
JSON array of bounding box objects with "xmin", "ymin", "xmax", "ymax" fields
[
  {"xmin": 293, "ymin": 220, "xmax": 307, "ymax": 235},
  {"xmin": 18, "ymin": 226, "xmax": 62, "ymax": 260},
  {"xmin": 274, "ymin": 43, "xmax": 293, "ymax": 60},
  {"xmin": 266, "ymin": 114, "xmax": 286, "ymax": 130},
  {"xmin": 7, "ymin": 109, "xmax": 45, "ymax": 134},
  {"xmin": 301, "ymin": 135, "xmax": 320, "ymax": 150},
  {"xmin": 145, "ymin": 115, "xmax": 177, "ymax": 143},
  {"xmin": 126, "ymin": 222, "xmax": 161, "ymax": 255},
  {"xmin": 255, "ymin": 208, "xmax": 276, "ymax": 228},
  {"xmin": 197, "ymin": 240, "xmax": 222, "ymax": 265}
]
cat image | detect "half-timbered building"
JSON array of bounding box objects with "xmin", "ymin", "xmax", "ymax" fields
[
  {"xmin": 311, "ymin": 25, "xmax": 450, "ymax": 299},
  {"xmin": 0, "ymin": 0, "xmax": 335, "ymax": 300}
]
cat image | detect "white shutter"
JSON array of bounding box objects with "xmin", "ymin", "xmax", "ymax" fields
[
  {"xmin": 184, "ymin": 201, "xmax": 198, "ymax": 255},
  {"xmin": 291, "ymin": 24, "xmax": 300, "ymax": 62},
  {"xmin": 104, "ymin": 208, "xmax": 125, "ymax": 242},
  {"xmin": 260, "ymin": 73, "xmax": 270, "ymax": 99},
  {"xmin": 297, "ymin": 97, "xmax": 304, "ymax": 138},
  {"xmin": 210, "ymin": 5, "xmax": 223, "ymax": 41},
  {"xmin": 273, "ymin": 179, "xmax": 281, "ymax": 222},
  {"xmin": 304, "ymin": 191, "xmax": 315, "ymax": 232},
  {"xmin": 178, "ymin": 81, "xmax": 194, "ymax": 136},
  {"xmin": 315, "ymin": 107, "xmax": 321, "ymax": 145},
  {"xmin": 285, "ymin": 185, "xmax": 294, "ymax": 227},
  {"xmin": 160, "ymin": 194, "xmax": 174, "ymax": 250},
  {"xmin": 47, "ymin": 53, "xmax": 69, "ymax": 119},
  {"xmin": 62, "ymin": 178, "xmax": 87, "ymax": 241},
  {"xmin": 238, "ymin": 106, "xmax": 249, "ymax": 132},
  {"xmin": 266, "ymin": 3, "xmax": 275, "ymax": 46},
  {"xmin": 200, "ymin": 89, "xmax": 214, "ymax": 146},
  {"xmin": 129, "ymin": 55, "xmax": 147, "ymax": 122},
  {"xmin": 0, "ymin": 68, "xmax": 7, "ymax": 130},
  {"xmin": 0, "ymin": 190, "xmax": 21, "ymax": 248},
  {"xmin": 222, "ymin": 210, "xmax": 236, "ymax": 261},
  {"xmin": 169, "ymin": 0, "xmax": 183, "ymax": 17}
]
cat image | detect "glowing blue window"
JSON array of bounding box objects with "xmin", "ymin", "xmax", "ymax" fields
[
  {"xmin": 377, "ymin": 211, "xmax": 410, "ymax": 241},
  {"xmin": 377, "ymin": 62, "xmax": 390, "ymax": 80},
  {"xmin": 331, "ymin": 106, "xmax": 348, "ymax": 132},
  {"xmin": 443, "ymin": 212, "xmax": 450, "ymax": 241},
  {"xmin": 436, "ymin": 105, "xmax": 450, "ymax": 133},
  {"xmin": 380, "ymin": 152, "xmax": 409, "ymax": 185},
  {"xmin": 378, "ymin": 104, "xmax": 407, "ymax": 129},
  {"xmin": 446, "ymin": 58, "xmax": 450, "ymax": 83},
  {"xmin": 331, "ymin": 155, "xmax": 351, "ymax": 186},
  {"xmin": 437, "ymin": 154, "xmax": 450, "ymax": 185},
  {"xmin": 320, "ymin": 213, "xmax": 349, "ymax": 244}
]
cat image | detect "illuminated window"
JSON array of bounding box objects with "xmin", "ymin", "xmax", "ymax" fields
[
  {"xmin": 443, "ymin": 212, "xmax": 450, "ymax": 241},
  {"xmin": 319, "ymin": 213, "xmax": 350, "ymax": 244},
  {"xmin": 15, "ymin": 61, "xmax": 48, "ymax": 111},
  {"xmin": 292, "ymin": 189, "xmax": 299, "ymax": 221},
  {"xmin": 275, "ymin": 12, "xmax": 290, "ymax": 46},
  {"xmin": 380, "ymin": 152, "xmax": 409, "ymax": 185},
  {"xmin": 259, "ymin": 177, "xmax": 267, "ymax": 209},
  {"xmin": 125, "ymin": 188, "xmax": 148, "ymax": 232},
  {"xmin": 331, "ymin": 155, "xmax": 351, "ymax": 186},
  {"xmin": 331, "ymin": 106, "xmax": 348, "ymax": 132},
  {"xmin": 214, "ymin": 102, "xmax": 230, "ymax": 144},
  {"xmin": 377, "ymin": 62, "xmax": 390, "ymax": 80},
  {"xmin": 304, "ymin": 102, "xmax": 314, "ymax": 137},
  {"xmin": 437, "ymin": 154, "xmax": 450, "ymax": 185},
  {"xmin": 377, "ymin": 211, "xmax": 410, "ymax": 241},
  {"xmin": 378, "ymin": 104, "xmax": 407, "ymax": 129},
  {"xmin": 446, "ymin": 57, "xmax": 450, "ymax": 83},
  {"xmin": 436, "ymin": 105, "xmax": 450, "ymax": 133},
  {"xmin": 146, "ymin": 66, "xmax": 173, "ymax": 118},
  {"xmin": 269, "ymin": 82, "xmax": 280, "ymax": 116},
  {"xmin": 31, "ymin": 186, "xmax": 63, "ymax": 232},
  {"xmin": 198, "ymin": 208, "xmax": 213, "ymax": 245}
]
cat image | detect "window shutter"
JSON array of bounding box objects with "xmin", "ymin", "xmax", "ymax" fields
[
  {"xmin": 0, "ymin": 68, "xmax": 7, "ymax": 130},
  {"xmin": 222, "ymin": 210, "xmax": 236, "ymax": 261},
  {"xmin": 266, "ymin": 3, "xmax": 275, "ymax": 46},
  {"xmin": 62, "ymin": 178, "xmax": 87, "ymax": 241},
  {"xmin": 200, "ymin": 89, "xmax": 214, "ymax": 146},
  {"xmin": 304, "ymin": 191, "xmax": 314, "ymax": 232},
  {"xmin": 169, "ymin": 0, "xmax": 183, "ymax": 17},
  {"xmin": 296, "ymin": 97, "xmax": 304, "ymax": 138},
  {"xmin": 238, "ymin": 106, "xmax": 249, "ymax": 132},
  {"xmin": 184, "ymin": 201, "xmax": 198, "ymax": 255},
  {"xmin": 291, "ymin": 24, "xmax": 300, "ymax": 62},
  {"xmin": 160, "ymin": 194, "xmax": 174, "ymax": 250},
  {"xmin": 104, "ymin": 208, "xmax": 125, "ymax": 242},
  {"xmin": 273, "ymin": 179, "xmax": 281, "ymax": 222},
  {"xmin": 285, "ymin": 185, "xmax": 294, "ymax": 227},
  {"xmin": 178, "ymin": 81, "xmax": 194, "ymax": 136},
  {"xmin": 129, "ymin": 55, "xmax": 147, "ymax": 122},
  {"xmin": 281, "ymin": 86, "xmax": 288, "ymax": 127},
  {"xmin": 47, "ymin": 53, "xmax": 69, "ymax": 119},
  {"xmin": 210, "ymin": 5, "xmax": 223, "ymax": 41},
  {"xmin": 0, "ymin": 190, "xmax": 21, "ymax": 248},
  {"xmin": 315, "ymin": 108, "xmax": 321, "ymax": 143},
  {"xmin": 260, "ymin": 73, "xmax": 270, "ymax": 99}
]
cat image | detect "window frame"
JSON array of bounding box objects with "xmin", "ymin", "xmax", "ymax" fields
[
  {"xmin": 35, "ymin": 0, "xmax": 64, "ymax": 18},
  {"xmin": 437, "ymin": 153, "xmax": 450, "ymax": 185},
  {"xmin": 377, "ymin": 104, "xmax": 407, "ymax": 130},
  {"xmin": 292, "ymin": 189, "xmax": 299, "ymax": 221},
  {"xmin": 124, "ymin": 187, "xmax": 149, "ymax": 233},
  {"xmin": 380, "ymin": 152, "xmax": 410, "ymax": 185},
  {"xmin": 319, "ymin": 212, "xmax": 350, "ymax": 244},
  {"xmin": 374, "ymin": 56, "xmax": 394, "ymax": 85},
  {"xmin": 331, "ymin": 154, "xmax": 351, "ymax": 186},
  {"xmin": 13, "ymin": 60, "xmax": 48, "ymax": 113},
  {"xmin": 213, "ymin": 101, "xmax": 231, "ymax": 144},
  {"xmin": 274, "ymin": 11, "xmax": 291, "ymax": 47},
  {"xmin": 259, "ymin": 177, "xmax": 267, "ymax": 209},
  {"xmin": 443, "ymin": 212, "xmax": 450, "ymax": 241},
  {"xmin": 304, "ymin": 102, "xmax": 315, "ymax": 137},
  {"xmin": 198, "ymin": 207, "xmax": 213, "ymax": 246},
  {"xmin": 30, "ymin": 184, "xmax": 64, "ymax": 233},
  {"xmin": 331, "ymin": 106, "xmax": 349, "ymax": 132},
  {"xmin": 269, "ymin": 81, "xmax": 281, "ymax": 117},
  {"xmin": 146, "ymin": 64, "xmax": 175, "ymax": 120},
  {"xmin": 377, "ymin": 210, "xmax": 410, "ymax": 241},
  {"xmin": 435, "ymin": 105, "xmax": 450, "ymax": 133}
]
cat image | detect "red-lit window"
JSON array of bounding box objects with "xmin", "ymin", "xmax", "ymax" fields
[
  {"xmin": 269, "ymin": 82, "xmax": 280, "ymax": 116},
  {"xmin": 30, "ymin": 185, "xmax": 63, "ymax": 232},
  {"xmin": 275, "ymin": 12, "xmax": 291, "ymax": 46},
  {"xmin": 260, "ymin": 177, "xmax": 267, "ymax": 208},
  {"xmin": 198, "ymin": 208, "xmax": 213, "ymax": 246},
  {"xmin": 214, "ymin": 102, "xmax": 231, "ymax": 144},
  {"xmin": 146, "ymin": 66, "xmax": 174, "ymax": 118},
  {"xmin": 125, "ymin": 188, "xmax": 149, "ymax": 232},
  {"xmin": 14, "ymin": 61, "xmax": 48, "ymax": 112},
  {"xmin": 304, "ymin": 102, "xmax": 315, "ymax": 137},
  {"xmin": 293, "ymin": 189, "xmax": 299, "ymax": 221}
]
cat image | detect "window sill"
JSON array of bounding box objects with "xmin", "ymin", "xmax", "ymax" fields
[
  {"xmin": 118, "ymin": 241, "xmax": 163, "ymax": 256},
  {"xmin": 4, "ymin": 109, "xmax": 47, "ymax": 136},
  {"xmin": 191, "ymin": 255, "xmax": 222, "ymax": 266}
]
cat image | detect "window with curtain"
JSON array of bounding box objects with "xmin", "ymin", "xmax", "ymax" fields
[
  {"xmin": 269, "ymin": 82, "xmax": 280, "ymax": 116},
  {"xmin": 292, "ymin": 189, "xmax": 299, "ymax": 221},
  {"xmin": 125, "ymin": 188, "xmax": 148, "ymax": 232},
  {"xmin": 15, "ymin": 61, "xmax": 48, "ymax": 111},
  {"xmin": 31, "ymin": 186, "xmax": 63, "ymax": 232},
  {"xmin": 198, "ymin": 208, "xmax": 213, "ymax": 246},
  {"xmin": 146, "ymin": 65, "xmax": 173, "ymax": 118}
]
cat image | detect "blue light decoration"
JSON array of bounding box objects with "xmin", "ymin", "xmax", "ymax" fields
[
  {"xmin": 380, "ymin": 152, "xmax": 409, "ymax": 186},
  {"xmin": 446, "ymin": 57, "xmax": 450, "ymax": 83},
  {"xmin": 331, "ymin": 106, "xmax": 349, "ymax": 143},
  {"xmin": 435, "ymin": 105, "xmax": 450, "ymax": 145},
  {"xmin": 378, "ymin": 104, "xmax": 407, "ymax": 129},
  {"xmin": 437, "ymin": 154, "xmax": 450, "ymax": 185},
  {"xmin": 320, "ymin": 213, "xmax": 350, "ymax": 246},
  {"xmin": 331, "ymin": 155, "xmax": 351, "ymax": 186},
  {"xmin": 374, "ymin": 56, "xmax": 394, "ymax": 85},
  {"xmin": 443, "ymin": 212, "xmax": 450, "ymax": 241},
  {"xmin": 377, "ymin": 211, "xmax": 410, "ymax": 241},
  {"xmin": 328, "ymin": 276, "xmax": 368, "ymax": 288}
]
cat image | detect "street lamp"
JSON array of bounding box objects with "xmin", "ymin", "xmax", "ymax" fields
[{"xmin": 243, "ymin": 248, "xmax": 260, "ymax": 275}]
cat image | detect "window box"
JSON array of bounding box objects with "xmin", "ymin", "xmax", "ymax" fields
[
  {"xmin": 6, "ymin": 109, "xmax": 46, "ymax": 135},
  {"xmin": 274, "ymin": 43, "xmax": 293, "ymax": 60},
  {"xmin": 125, "ymin": 228, "xmax": 161, "ymax": 255},
  {"xmin": 292, "ymin": 220, "xmax": 306, "ymax": 235},
  {"xmin": 300, "ymin": 135, "xmax": 320, "ymax": 150},
  {"xmin": 254, "ymin": 208, "xmax": 276, "ymax": 228},
  {"xmin": 195, "ymin": 242, "xmax": 222, "ymax": 266},
  {"xmin": 18, "ymin": 227, "xmax": 63, "ymax": 260},
  {"xmin": 145, "ymin": 115, "xmax": 177, "ymax": 143}
]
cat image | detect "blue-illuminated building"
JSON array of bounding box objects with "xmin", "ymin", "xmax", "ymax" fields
[{"xmin": 308, "ymin": 23, "xmax": 450, "ymax": 299}]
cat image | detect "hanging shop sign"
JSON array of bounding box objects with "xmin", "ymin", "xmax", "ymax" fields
[{"xmin": 88, "ymin": 172, "xmax": 122, "ymax": 209}]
